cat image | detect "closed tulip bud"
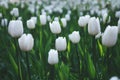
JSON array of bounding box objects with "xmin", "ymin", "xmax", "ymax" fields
[
  {"xmin": 54, "ymin": 17, "xmax": 59, "ymax": 21},
  {"xmin": 49, "ymin": 21, "xmax": 61, "ymax": 34},
  {"xmin": 40, "ymin": 14, "xmax": 47, "ymax": 25},
  {"xmin": 102, "ymin": 26, "xmax": 118, "ymax": 47},
  {"xmin": 110, "ymin": 76, "xmax": 119, "ymax": 80},
  {"xmin": 61, "ymin": 18, "xmax": 67, "ymax": 27},
  {"xmin": 118, "ymin": 19, "xmax": 120, "ymax": 33},
  {"xmin": 115, "ymin": 11, "xmax": 120, "ymax": 18},
  {"xmin": 1, "ymin": 18, "xmax": 8, "ymax": 26},
  {"xmin": 69, "ymin": 31, "xmax": 80, "ymax": 43},
  {"xmin": 8, "ymin": 20, "xmax": 23, "ymax": 37},
  {"xmin": 18, "ymin": 34, "xmax": 34, "ymax": 51},
  {"xmin": 27, "ymin": 19, "xmax": 35, "ymax": 29},
  {"xmin": 31, "ymin": 17, "xmax": 37, "ymax": 24},
  {"xmin": 78, "ymin": 15, "xmax": 90, "ymax": 27},
  {"xmin": 48, "ymin": 49, "xmax": 59, "ymax": 65},
  {"xmin": 88, "ymin": 17, "xmax": 101, "ymax": 35},
  {"xmin": 10, "ymin": 8, "xmax": 19, "ymax": 17},
  {"xmin": 65, "ymin": 14, "xmax": 70, "ymax": 21},
  {"xmin": 55, "ymin": 37, "xmax": 67, "ymax": 51}
]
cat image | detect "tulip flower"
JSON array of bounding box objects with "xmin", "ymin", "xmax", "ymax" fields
[
  {"xmin": 69, "ymin": 31, "xmax": 80, "ymax": 43},
  {"xmin": 118, "ymin": 19, "xmax": 120, "ymax": 33},
  {"xmin": 55, "ymin": 37, "xmax": 67, "ymax": 51},
  {"xmin": 40, "ymin": 14, "xmax": 47, "ymax": 25},
  {"xmin": 49, "ymin": 21, "xmax": 61, "ymax": 34},
  {"xmin": 8, "ymin": 20, "xmax": 23, "ymax": 37},
  {"xmin": 78, "ymin": 15, "xmax": 90, "ymax": 27},
  {"xmin": 1, "ymin": 18, "xmax": 8, "ymax": 26},
  {"xmin": 18, "ymin": 34, "xmax": 34, "ymax": 51},
  {"xmin": 10, "ymin": 8, "xmax": 19, "ymax": 17},
  {"xmin": 31, "ymin": 17, "xmax": 37, "ymax": 24},
  {"xmin": 27, "ymin": 19, "xmax": 35, "ymax": 29},
  {"xmin": 102, "ymin": 26, "xmax": 118, "ymax": 47},
  {"xmin": 110, "ymin": 76, "xmax": 119, "ymax": 80},
  {"xmin": 61, "ymin": 18, "xmax": 67, "ymax": 27},
  {"xmin": 65, "ymin": 14, "xmax": 70, "ymax": 21},
  {"xmin": 88, "ymin": 17, "xmax": 101, "ymax": 35},
  {"xmin": 48, "ymin": 49, "xmax": 59, "ymax": 65}
]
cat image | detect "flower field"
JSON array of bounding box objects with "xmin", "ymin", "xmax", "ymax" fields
[{"xmin": 0, "ymin": 0, "xmax": 120, "ymax": 80}]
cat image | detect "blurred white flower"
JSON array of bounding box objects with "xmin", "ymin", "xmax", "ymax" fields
[
  {"xmin": 65, "ymin": 14, "xmax": 70, "ymax": 21},
  {"xmin": 48, "ymin": 49, "xmax": 59, "ymax": 65},
  {"xmin": 49, "ymin": 21, "xmax": 61, "ymax": 34},
  {"xmin": 102, "ymin": 26, "xmax": 118, "ymax": 47},
  {"xmin": 31, "ymin": 17, "xmax": 37, "ymax": 24},
  {"xmin": 27, "ymin": 19, "xmax": 35, "ymax": 29},
  {"xmin": 47, "ymin": 15, "xmax": 51, "ymax": 21},
  {"xmin": 110, "ymin": 76, "xmax": 119, "ymax": 80},
  {"xmin": 102, "ymin": 13, "xmax": 111, "ymax": 23},
  {"xmin": 8, "ymin": 20, "xmax": 23, "ymax": 37},
  {"xmin": 55, "ymin": 37, "xmax": 67, "ymax": 51},
  {"xmin": 9, "ymin": 0, "xmax": 20, "ymax": 3},
  {"xmin": 69, "ymin": 31, "xmax": 80, "ymax": 43},
  {"xmin": 54, "ymin": 17, "xmax": 59, "ymax": 21},
  {"xmin": 95, "ymin": 32, "xmax": 102, "ymax": 39},
  {"xmin": 18, "ymin": 34, "xmax": 34, "ymax": 51},
  {"xmin": 1, "ymin": 18, "xmax": 8, "ymax": 27},
  {"xmin": 115, "ymin": 11, "xmax": 120, "ymax": 18},
  {"xmin": 61, "ymin": 18, "xmax": 67, "ymax": 27},
  {"xmin": 118, "ymin": 19, "xmax": 120, "ymax": 33},
  {"xmin": 88, "ymin": 17, "xmax": 101, "ymax": 35},
  {"xmin": 78, "ymin": 15, "xmax": 90, "ymax": 27},
  {"xmin": 10, "ymin": 8, "xmax": 19, "ymax": 17},
  {"xmin": 40, "ymin": 14, "xmax": 47, "ymax": 25}
]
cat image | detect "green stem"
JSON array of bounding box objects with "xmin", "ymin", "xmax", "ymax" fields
[
  {"xmin": 49, "ymin": 65, "xmax": 55, "ymax": 80},
  {"xmin": 26, "ymin": 53, "xmax": 31, "ymax": 80}
]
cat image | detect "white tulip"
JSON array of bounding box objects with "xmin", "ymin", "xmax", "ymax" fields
[
  {"xmin": 102, "ymin": 26, "xmax": 118, "ymax": 47},
  {"xmin": 18, "ymin": 34, "xmax": 34, "ymax": 51},
  {"xmin": 40, "ymin": 14, "xmax": 47, "ymax": 25},
  {"xmin": 55, "ymin": 37, "xmax": 67, "ymax": 51},
  {"xmin": 65, "ymin": 14, "xmax": 70, "ymax": 21},
  {"xmin": 47, "ymin": 15, "xmax": 51, "ymax": 21},
  {"xmin": 8, "ymin": 20, "xmax": 23, "ymax": 37},
  {"xmin": 1, "ymin": 18, "xmax": 8, "ymax": 26},
  {"xmin": 31, "ymin": 17, "xmax": 37, "ymax": 24},
  {"xmin": 48, "ymin": 49, "xmax": 59, "ymax": 65},
  {"xmin": 118, "ymin": 19, "xmax": 120, "ymax": 33},
  {"xmin": 61, "ymin": 18, "xmax": 67, "ymax": 27},
  {"xmin": 10, "ymin": 8, "xmax": 19, "ymax": 17},
  {"xmin": 115, "ymin": 11, "xmax": 120, "ymax": 18},
  {"xmin": 110, "ymin": 76, "xmax": 119, "ymax": 80},
  {"xmin": 49, "ymin": 21, "xmax": 61, "ymax": 34},
  {"xmin": 27, "ymin": 19, "xmax": 35, "ymax": 29},
  {"xmin": 54, "ymin": 17, "xmax": 59, "ymax": 21},
  {"xmin": 69, "ymin": 31, "xmax": 80, "ymax": 43},
  {"xmin": 88, "ymin": 17, "xmax": 101, "ymax": 35},
  {"xmin": 78, "ymin": 15, "xmax": 90, "ymax": 27}
]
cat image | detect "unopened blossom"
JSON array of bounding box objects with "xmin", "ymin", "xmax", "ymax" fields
[
  {"xmin": 61, "ymin": 18, "xmax": 67, "ymax": 27},
  {"xmin": 10, "ymin": 8, "xmax": 19, "ymax": 17},
  {"xmin": 40, "ymin": 14, "xmax": 47, "ymax": 25}
]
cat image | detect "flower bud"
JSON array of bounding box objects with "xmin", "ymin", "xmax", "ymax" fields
[
  {"xmin": 102, "ymin": 26, "xmax": 118, "ymax": 47},
  {"xmin": 88, "ymin": 17, "xmax": 101, "ymax": 35},
  {"xmin": 69, "ymin": 31, "xmax": 80, "ymax": 43},
  {"xmin": 10, "ymin": 8, "xmax": 19, "ymax": 17},
  {"xmin": 27, "ymin": 19, "xmax": 35, "ymax": 29},
  {"xmin": 65, "ymin": 14, "xmax": 70, "ymax": 21},
  {"xmin": 8, "ymin": 20, "xmax": 23, "ymax": 37},
  {"xmin": 61, "ymin": 18, "xmax": 67, "ymax": 27},
  {"xmin": 40, "ymin": 14, "xmax": 47, "ymax": 25},
  {"xmin": 31, "ymin": 17, "xmax": 37, "ymax": 24},
  {"xmin": 48, "ymin": 49, "xmax": 59, "ymax": 65},
  {"xmin": 18, "ymin": 34, "xmax": 34, "ymax": 51},
  {"xmin": 78, "ymin": 15, "xmax": 90, "ymax": 27},
  {"xmin": 49, "ymin": 21, "xmax": 61, "ymax": 34},
  {"xmin": 1, "ymin": 18, "xmax": 8, "ymax": 26},
  {"xmin": 110, "ymin": 76, "xmax": 119, "ymax": 80},
  {"xmin": 55, "ymin": 37, "xmax": 67, "ymax": 51}
]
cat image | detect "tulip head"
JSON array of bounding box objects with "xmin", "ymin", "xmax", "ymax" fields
[
  {"xmin": 69, "ymin": 31, "xmax": 80, "ymax": 44},
  {"xmin": 48, "ymin": 49, "xmax": 59, "ymax": 65},
  {"xmin": 40, "ymin": 14, "xmax": 47, "ymax": 25},
  {"xmin": 55, "ymin": 37, "xmax": 67, "ymax": 51},
  {"xmin": 18, "ymin": 34, "xmax": 34, "ymax": 51}
]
